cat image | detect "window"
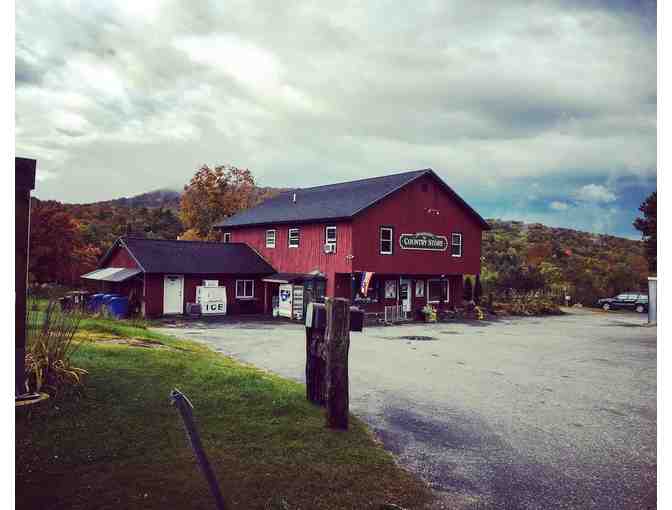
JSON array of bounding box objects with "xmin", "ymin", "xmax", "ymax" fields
[
  {"xmin": 265, "ymin": 229, "xmax": 276, "ymax": 248},
  {"xmin": 288, "ymin": 228, "xmax": 300, "ymax": 248},
  {"xmin": 415, "ymin": 280, "xmax": 425, "ymax": 298},
  {"xmin": 235, "ymin": 280, "xmax": 254, "ymax": 299},
  {"xmin": 384, "ymin": 280, "xmax": 397, "ymax": 299},
  {"xmin": 223, "ymin": 232, "xmax": 231, "ymax": 243},
  {"xmin": 380, "ymin": 227, "xmax": 393, "ymax": 255},
  {"xmin": 451, "ymin": 233, "xmax": 463, "ymax": 257},
  {"xmin": 428, "ymin": 279, "xmax": 449, "ymax": 303},
  {"xmin": 325, "ymin": 226, "xmax": 337, "ymax": 250}
]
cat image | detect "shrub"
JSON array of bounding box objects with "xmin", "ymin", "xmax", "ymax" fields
[
  {"xmin": 25, "ymin": 297, "xmax": 87, "ymax": 394},
  {"xmin": 496, "ymin": 295, "xmax": 561, "ymax": 316},
  {"xmin": 463, "ymin": 277, "xmax": 473, "ymax": 302},
  {"xmin": 474, "ymin": 274, "xmax": 483, "ymax": 304}
]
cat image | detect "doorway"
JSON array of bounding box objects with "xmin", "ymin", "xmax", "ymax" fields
[
  {"xmin": 400, "ymin": 278, "xmax": 412, "ymax": 313},
  {"xmin": 163, "ymin": 275, "xmax": 184, "ymax": 315}
]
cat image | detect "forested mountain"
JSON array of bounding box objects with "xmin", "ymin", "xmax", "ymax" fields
[
  {"xmin": 481, "ymin": 219, "xmax": 648, "ymax": 304},
  {"xmin": 86, "ymin": 189, "xmax": 182, "ymax": 210}
]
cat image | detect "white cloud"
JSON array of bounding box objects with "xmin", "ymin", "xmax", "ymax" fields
[
  {"xmin": 14, "ymin": 0, "xmax": 655, "ymax": 240},
  {"xmin": 549, "ymin": 201, "xmax": 569, "ymax": 211},
  {"xmin": 574, "ymin": 184, "xmax": 618, "ymax": 203}
]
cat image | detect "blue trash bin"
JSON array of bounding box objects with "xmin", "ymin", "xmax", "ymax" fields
[
  {"xmin": 88, "ymin": 293, "xmax": 105, "ymax": 312},
  {"xmin": 102, "ymin": 294, "xmax": 120, "ymax": 305},
  {"xmin": 108, "ymin": 297, "xmax": 129, "ymax": 319}
]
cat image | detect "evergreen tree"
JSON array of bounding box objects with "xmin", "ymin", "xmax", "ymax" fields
[
  {"xmin": 633, "ymin": 191, "xmax": 656, "ymax": 273},
  {"xmin": 463, "ymin": 277, "xmax": 473, "ymax": 302},
  {"xmin": 474, "ymin": 274, "xmax": 482, "ymax": 304}
]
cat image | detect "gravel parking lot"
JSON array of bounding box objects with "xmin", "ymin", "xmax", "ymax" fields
[{"xmin": 153, "ymin": 309, "xmax": 656, "ymax": 509}]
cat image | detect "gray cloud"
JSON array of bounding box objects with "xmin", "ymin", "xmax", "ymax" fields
[{"xmin": 15, "ymin": 0, "xmax": 655, "ymax": 235}]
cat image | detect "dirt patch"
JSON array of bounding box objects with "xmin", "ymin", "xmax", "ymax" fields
[
  {"xmin": 398, "ymin": 335, "xmax": 436, "ymax": 341},
  {"xmin": 97, "ymin": 338, "xmax": 174, "ymax": 350}
]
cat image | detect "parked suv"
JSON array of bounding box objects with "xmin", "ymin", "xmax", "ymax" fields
[{"xmin": 597, "ymin": 293, "xmax": 648, "ymax": 313}]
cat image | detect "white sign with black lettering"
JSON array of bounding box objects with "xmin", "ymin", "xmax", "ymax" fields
[{"xmin": 196, "ymin": 285, "xmax": 227, "ymax": 315}]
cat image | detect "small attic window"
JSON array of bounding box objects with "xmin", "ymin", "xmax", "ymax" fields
[{"xmin": 421, "ymin": 183, "xmax": 429, "ymax": 192}]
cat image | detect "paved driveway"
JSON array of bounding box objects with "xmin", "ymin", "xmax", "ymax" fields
[{"xmin": 153, "ymin": 309, "xmax": 656, "ymax": 509}]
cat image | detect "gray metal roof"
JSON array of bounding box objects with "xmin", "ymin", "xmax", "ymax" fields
[
  {"xmin": 215, "ymin": 169, "xmax": 490, "ymax": 230},
  {"xmin": 81, "ymin": 267, "xmax": 142, "ymax": 282}
]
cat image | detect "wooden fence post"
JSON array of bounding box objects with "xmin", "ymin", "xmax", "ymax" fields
[
  {"xmin": 325, "ymin": 298, "xmax": 351, "ymax": 430},
  {"xmin": 305, "ymin": 324, "xmax": 327, "ymax": 406},
  {"xmin": 170, "ymin": 389, "xmax": 228, "ymax": 510}
]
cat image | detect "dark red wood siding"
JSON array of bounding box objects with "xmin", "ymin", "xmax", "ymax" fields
[
  {"xmin": 351, "ymin": 173, "xmax": 483, "ymax": 275},
  {"xmin": 106, "ymin": 245, "xmax": 140, "ymax": 269},
  {"xmin": 229, "ymin": 222, "xmax": 353, "ymax": 296},
  {"xmin": 142, "ymin": 273, "xmax": 267, "ymax": 318}
]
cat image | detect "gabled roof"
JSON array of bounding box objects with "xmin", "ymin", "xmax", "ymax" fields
[
  {"xmin": 214, "ymin": 168, "xmax": 490, "ymax": 230},
  {"xmin": 99, "ymin": 237, "xmax": 276, "ymax": 275}
]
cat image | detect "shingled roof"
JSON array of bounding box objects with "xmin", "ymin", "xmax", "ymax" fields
[
  {"xmin": 100, "ymin": 237, "xmax": 276, "ymax": 275},
  {"xmin": 214, "ymin": 168, "xmax": 489, "ymax": 229}
]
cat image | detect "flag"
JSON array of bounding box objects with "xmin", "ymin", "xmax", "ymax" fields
[{"xmin": 360, "ymin": 271, "xmax": 374, "ymax": 296}]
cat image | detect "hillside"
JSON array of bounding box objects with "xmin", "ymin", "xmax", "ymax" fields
[
  {"xmin": 481, "ymin": 219, "xmax": 648, "ymax": 303},
  {"xmin": 90, "ymin": 189, "xmax": 182, "ymax": 210}
]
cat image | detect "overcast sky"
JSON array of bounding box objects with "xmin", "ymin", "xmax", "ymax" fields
[{"xmin": 16, "ymin": 0, "xmax": 656, "ymax": 237}]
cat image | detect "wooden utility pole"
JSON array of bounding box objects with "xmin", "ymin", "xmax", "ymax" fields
[{"xmin": 325, "ymin": 298, "xmax": 351, "ymax": 430}]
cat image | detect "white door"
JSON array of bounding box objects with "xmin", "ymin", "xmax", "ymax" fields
[
  {"xmin": 163, "ymin": 275, "xmax": 184, "ymax": 315},
  {"xmin": 400, "ymin": 278, "xmax": 412, "ymax": 313}
]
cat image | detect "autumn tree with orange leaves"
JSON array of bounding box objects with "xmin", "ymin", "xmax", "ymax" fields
[
  {"xmin": 179, "ymin": 164, "xmax": 256, "ymax": 240},
  {"xmin": 29, "ymin": 200, "xmax": 101, "ymax": 284}
]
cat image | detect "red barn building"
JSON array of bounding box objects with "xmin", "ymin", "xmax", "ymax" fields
[
  {"xmin": 215, "ymin": 169, "xmax": 489, "ymax": 320},
  {"xmin": 82, "ymin": 237, "xmax": 275, "ymax": 317}
]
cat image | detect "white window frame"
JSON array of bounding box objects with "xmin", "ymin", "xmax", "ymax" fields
[
  {"xmin": 380, "ymin": 227, "xmax": 393, "ymax": 255},
  {"xmin": 451, "ymin": 233, "xmax": 463, "ymax": 257},
  {"xmin": 265, "ymin": 229, "xmax": 276, "ymax": 248},
  {"xmin": 427, "ymin": 279, "xmax": 449, "ymax": 303},
  {"xmin": 235, "ymin": 279, "xmax": 254, "ymax": 299},
  {"xmin": 415, "ymin": 280, "xmax": 425, "ymax": 298},
  {"xmin": 223, "ymin": 232, "xmax": 232, "ymax": 243},
  {"xmin": 325, "ymin": 226, "xmax": 337, "ymax": 250},
  {"xmin": 288, "ymin": 228, "xmax": 300, "ymax": 248}
]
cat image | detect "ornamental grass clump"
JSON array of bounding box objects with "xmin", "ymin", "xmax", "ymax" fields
[{"xmin": 25, "ymin": 297, "xmax": 87, "ymax": 394}]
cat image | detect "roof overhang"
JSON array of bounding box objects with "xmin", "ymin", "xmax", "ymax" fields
[
  {"xmin": 262, "ymin": 272, "xmax": 326, "ymax": 284},
  {"xmin": 81, "ymin": 267, "xmax": 142, "ymax": 282}
]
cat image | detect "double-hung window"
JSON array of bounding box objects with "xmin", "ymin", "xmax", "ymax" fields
[
  {"xmin": 265, "ymin": 229, "xmax": 276, "ymax": 248},
  {"xmin": 223, "ymin": 232, "xmax": 231, "ymax": 243},
  {"xmin": 451, "ymin": 233, "xmax": 463, "ymax": 257},
  {"xmin": 380, "ymin": 227, "xmax": 393, "ymax": 255},
  {"xmin": 235, "ymin": 280, "xmax": 254, "ymax": 299},
  {"xmin": 325, "ymin": 226, "xmax": 337, "ymax": 251},
  {"xmin": 288, "ymin": 228, "xmax": 300, "ymax": 248}
]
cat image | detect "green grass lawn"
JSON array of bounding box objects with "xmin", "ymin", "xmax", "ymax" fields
[{"xmin": 16, "ymin": 315, "xmax": 434, "ymax": 510}]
